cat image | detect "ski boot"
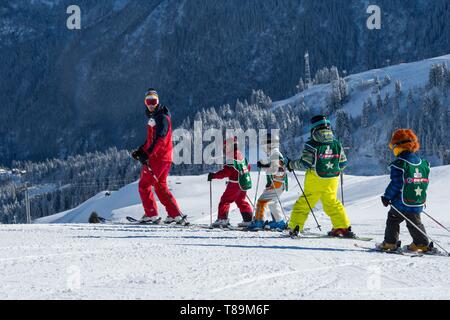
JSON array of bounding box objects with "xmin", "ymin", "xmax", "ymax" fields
[
  {"xmin": 239, "ymin": 212, "xmax": 253, "ymax": 227},
  {"xmin": 165, "ymin": 215, "xmax": 190, "ymax": 226},
  {"xmin": 211, "ymin": 218, "xmax": 231, "ymax": 228},
  {"xmin": 287, "ymin": 225, "xmax": 300, "ymax": 238},
  {"xmin": 375, "ymin": 241, "xmax": 401, "ymax": 252},
  {"xmin": 266, "ymin": 220, "xmax": 287, "ymax": 231},
  {"xmin": 328, "ymin": 226, "xmax": 355, "ymax": 239},
  {"xmin": 140, "ymin": 215, "xmax": 162, "ymax": 224},
  {"xmin": 175, "ymin": 215, "xmax": 190, "ymax": 226},
  {"xmin": 247, "ymin": 219, "xmax": 265, "ymax": 231},
  {"xmin": 406, "ymin": 242, "xmax": 432, "ymax": 253},
  {"xmin": 237, "ymin": 221, "xmax": 253, "ymax": 228}
]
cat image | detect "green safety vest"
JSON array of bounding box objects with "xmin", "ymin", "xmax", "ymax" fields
[
  {"xmin": 307, "ymin": 140, "xmax": 342, "ymax": 178},
  {"xmin": 232, "ymin": 158, "xmax": 252, "ymax": 191},
  {"xmin": 390, "ymin": 158, "xmax": 430, "ymax": 207}
]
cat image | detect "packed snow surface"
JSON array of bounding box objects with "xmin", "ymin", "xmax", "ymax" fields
[{"xmin": 2, "ymin": 167, "xmax": 450, "ymax": 299}]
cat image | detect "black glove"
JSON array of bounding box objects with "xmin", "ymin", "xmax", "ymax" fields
[
  {"xmin": 207, "ymin": 173, "xmax": 214, "ymax": 182},
  {"xmin": 131, "ymin": 149, "xmax": 141, "ymax": 161},
  {"xmin": 381, "ymin": 196, "xmax": 391, "ymax": 207},
  {"xmin": 257, "ymin": 161, "xmax": 271, "ymax": 169},
  {"xmin": 131, "ymin": 148, "xmax": 148, "ymax": 165}
]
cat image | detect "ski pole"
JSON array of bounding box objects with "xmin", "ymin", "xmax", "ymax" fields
[
  {"xmin": 391, "ymin": 206, "xmax": 450, "ymax": 256},
  {"xmin": 210, "ymin": 180, "xmax": 213, "ymax": 227},
  {"xmin": 246, "ymin": 194, "xmax": 256, "ymax": 211},
  {"xmin": 146, "ymin": 163, "xmax": 187, "ymax": 221},
  {"xmin": 292, "ymin": 170, "xmax": 322, "ymax": 231},
  {"xmin": 422, "ymin": 210, "xmax": 450, "ymax": 234},
  {"xmin": 340, "ymin": 172, "xmax": 345, "ymax": 205},
  {"xmin": 253, "ymin": 169, "xmax": 261, "ymax": 210}
]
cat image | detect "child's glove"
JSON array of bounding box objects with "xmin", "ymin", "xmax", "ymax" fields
[
  {"xmin": 257, "ymin": 161, "xmax": 270, "ymax": 169},
  {"xmin": 381, "ymin": 196, "xmax": 391, "ymax": 207},
  {"xmin": 207, "ymin": 173, "xmax": 214, "ymax": 182}
]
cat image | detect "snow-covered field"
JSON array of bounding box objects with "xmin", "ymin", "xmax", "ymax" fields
[{"xmin": 2, "ymin": 167, "xmax": 450, "ymax": 300}]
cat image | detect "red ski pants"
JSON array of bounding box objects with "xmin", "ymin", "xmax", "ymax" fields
[
  {"xmin": 218, "ymin": 182, "xmax": 253, "ymax": 220},
  {"xmin": 139, "ymin": 160, "xmax": 181, "ymax": 218}
]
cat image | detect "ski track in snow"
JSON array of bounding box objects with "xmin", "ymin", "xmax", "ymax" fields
[{"xmin": 2, "ymin": 170, "xmax": 450, "ymax": 299}]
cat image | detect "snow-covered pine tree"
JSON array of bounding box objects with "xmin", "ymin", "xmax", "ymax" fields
[
  {"xmin": 445, "ymin": 64, "xmax": 450, "ymax": 89},
  {"xmin": 373, "ymin": 76, "xmax": 381, "ymax": 94},
  {"xmin": 251, "ymin": 90, "xmax": 272, "ymax": 108},
  {"xmin": 328, "ymin": 80, "xmax": 342, "ymax": 111},
  {"xmin": 304, "ymin": 51, "xmax": 312, "ymax": 89},
  {"xmin": 429, "ymin": 64, "xmax": 445, "ymax": 88},
  {"xmin": 296, "ymin": 78, "xmax": 305, "ymax": 93},
  {"xmin": 330, "ymin": 66, "xmax": 340, "ymax": 82},
  {"xmin": 339, "ymin": 78, "xmax": 349, "ymax": 103},
  {"xmin": 361, "ymin": 100, "xmax": 370, "ymax": 128},
  {"xmin": 314, "ymin": 67, "xmax": 331, "ymax": 84},
  {"xmin": 406, "ymin": 89, "xmax": 415, "ymax": 128},
  {"xmin": 383, "ymin": 92, "xmax": 390, "ymax": 114},
  {"xmin": 393, "ymin": 93, "xmax": 400, "ymax": 116},
  {"xmin": 376, "ymin": 92, "xmax": 383, "ymax": 115},
  {"xmin": 335, "ymin": 109, "xmax": 352, "ymax": 149},
  {"xmin": 395, "ymin": 80, "xmax": 402, "ymax": 96}
]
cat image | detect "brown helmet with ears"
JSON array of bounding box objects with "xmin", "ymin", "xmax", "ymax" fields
[{"xmin": 389, "ymin": 129, "xmax": 420, "ymax": 153}]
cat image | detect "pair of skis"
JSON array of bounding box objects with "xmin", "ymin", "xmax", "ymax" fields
[
  {"xmin": 285, "ymin": 226, "xmax": 374, "ymax": 242},
  {"xmin": 286, "ymin": 232, "xmax": 374, "ymax": 242},
  {"xmin": 354, "ymin": 243, "xmax": 450, "ymax": 258}
]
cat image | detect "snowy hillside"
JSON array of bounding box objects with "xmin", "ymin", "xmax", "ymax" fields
[
  {"xmin": 0, "ymin": 167, "xmax": 447, "ymax": 299},
  {"xmin": 277, "ymin": 54, "xmax": 450, "ymax": 174},
  {"xmin": 274, "ymin": 54, "xmax": 450, "ymax": 117}
]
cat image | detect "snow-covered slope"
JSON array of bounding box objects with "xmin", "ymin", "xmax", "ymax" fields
[{"xmin": 1, "ymin": 166, "xmax": 446, "ymax": 299}]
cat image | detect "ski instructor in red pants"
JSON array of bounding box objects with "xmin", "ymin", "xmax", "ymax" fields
[{"xmin": 131, "ymin": 89, "xmax": 188, "ymax": 225}]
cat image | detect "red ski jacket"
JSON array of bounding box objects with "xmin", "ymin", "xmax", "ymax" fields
[{"xmin": 142, "ymin": 105, "xmax": 173, "ymax": 163}]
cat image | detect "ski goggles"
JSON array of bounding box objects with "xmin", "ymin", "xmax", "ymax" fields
[
  {"xmin": 145, "ymin": 95, "xmax": 159, "ymax": 107},
  {"xmin": 389, "ymin": 139, "xmax": 413, "ymax": 150},
  {"xmin": 310, "ymin": 119, "xmax": 331, "ymax": 132}
]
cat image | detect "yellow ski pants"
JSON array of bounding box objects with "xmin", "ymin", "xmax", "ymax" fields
[{"xmin": 289, "ymin": 170, "xmax": 350, "ymax": 231}]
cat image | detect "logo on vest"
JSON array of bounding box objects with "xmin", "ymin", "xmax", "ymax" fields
[
  {"xmin": 413, "ymin": 168, "xmax": 422, "ymax": 179},
  {"xmin": 319, "ymin": 145, "xmax": 340, "ymax": 159},
  {"xmin": 406, "ymin": 168, "xmax": 429, "ymax": 184},
  {"xmin": 148, "ymin": 118, "xmax": 156, "ymax": 127}
]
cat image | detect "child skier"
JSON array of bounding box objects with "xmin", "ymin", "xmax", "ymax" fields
[
  {"xmin": 377, "ymin": 129, "xmax": 431, "ymax": 252},
  {"xmin": 208, "ymin": 137, "xmax": 253, "ymax": 228},
  {"xmin": 248, "ymin": 133, "xmax": 288, "ymax": 231},
  {"xmin": 286, "ymin": 115, "xmax": 354, "ymax": 238}
]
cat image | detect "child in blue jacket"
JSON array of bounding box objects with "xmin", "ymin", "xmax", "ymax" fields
[{"xmin": 378, "ymin": 129, "xmax": 431, "ymax": 252}]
